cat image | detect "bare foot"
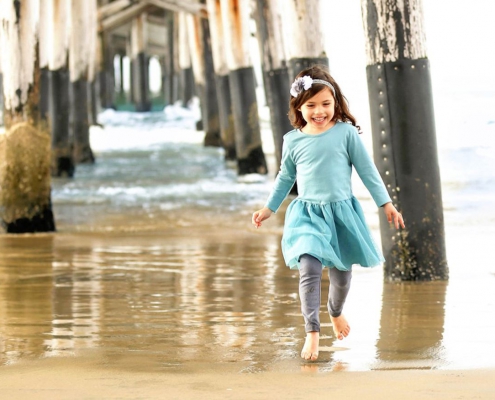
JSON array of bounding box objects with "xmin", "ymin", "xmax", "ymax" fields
[
  {"xmin": 330, "ymin": 314, "xmax": 350, "ymax": 340},
  {"xmin": 301, "ymin": 331, "xmax": 319, "ymax": 361}
]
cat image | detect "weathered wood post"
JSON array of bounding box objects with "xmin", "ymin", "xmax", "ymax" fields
[
  {"xmin": 186, "ymin": 12, "xmax": 222, "ymax": 146},
  {"xmin": 46, "ymin": 0, "xmax": 74, "ymax": 177},
  {"xmin": 206, "ymin": 0, "xmax": 236, "ymax": 160},
  {"xmin": 177, "ymin": 12, "xmax": 195, "ymax": 106},
  {"xmin": 361, "ymin": 0, "xmax": 448, "ymax": 281},
  {"xmin": 0, "ymin": 61, "xmax": 3, "ymax": 122},
  {"xmin": 220, "ymin": 0, "xmax": 268, "ymax": 174},
  {"xmin": 98, "ymin": 32, "xmax": 115, "ymax": 109},
  {"xmin": 87, "ymin": 0, "xmax": 99, "ymax": 127},
  {"xmin": 39, "ymin": 0, "xmax": 50, "ymax": 122},
  {"xmin": 162, "ymin": 12, "xmax": 176, "ymax": 106},
  {"xmin": 70, "ymin": 0, "xmax": 95, "ymax": 164},
  {"xmin": 118, "ymin": 53, "xmax": 125, "ymax": 95},
  {"xmin": 130, "ymin": 13, "xmax": 151, "ymax": 112},
  {"xmin": 281, "ymin": 0, "xmax": 328, "ymax": 79},
  {"xmin": 253, "ymin": 0, "xmax": 293, "ymax": 170},
  {"xmin": 0, "ymin": 0, "xmax": 56, "ymax": 233}
]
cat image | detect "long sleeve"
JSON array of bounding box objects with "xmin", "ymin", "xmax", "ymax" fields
[
  {"xmin": 265, "ymin": 138, "xmax": 297, "ymax": 213},
  {"xmin": 347, "ymin": 129, "xmax": 391, "ymax": 207}
]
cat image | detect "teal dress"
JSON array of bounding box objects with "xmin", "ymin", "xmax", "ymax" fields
[{"xmin": 265, "ymin": 122, "xmax": 391, "ymax": 271}]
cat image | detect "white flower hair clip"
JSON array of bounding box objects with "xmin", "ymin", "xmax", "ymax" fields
[{"xmin": 290, "ymin": 75, "xmax": 336, "ymax": 98}]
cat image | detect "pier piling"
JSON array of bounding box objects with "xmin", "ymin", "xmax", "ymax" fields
[
  {"xmin": 206, "ymin": 0, "xmax": 236, "ymax": 160},
  {"xmin": 0, "ymin": 0, "xmax": 56, "ymax": 233},
  {"xmin": 177, "ymin": 12, "xmax": 195, "ymax": 106},
  {"xmin": 70, "ymin": 0, "xmax": 95, "ymax": 164},
  {"xmin": 46, "ymin": 0, "xmax": 74, "ymax": 177},
  {"xmin": 282, "ymin": 0, "xmax": 329, "ymax": 79},
  {"xmin": 220, "ymin": 0, "xmax": 267, "ymax": 175},
  {"xmin": 186, "ymin": 13, "xmax": 222, "ymax": 147},
  {"xmin": 254, "ymin": 0, "xmax": 293, "ymax": 171},
  {"xmin": 361, "ymin": 0, "xmax": 448, "ymax": 281},
  {"xmin": 131, "ymin": 14, "xmax": 152, "ymax": 112}
]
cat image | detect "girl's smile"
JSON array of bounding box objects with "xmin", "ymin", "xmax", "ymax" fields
[{"xmin": 299, "ymin": 88, "xmax": 336, "ymax": 134}]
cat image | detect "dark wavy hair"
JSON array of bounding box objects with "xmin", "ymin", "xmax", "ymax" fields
[{"xmin": 288, "ymin": 65, "xmax": 361, "ymax": 133}]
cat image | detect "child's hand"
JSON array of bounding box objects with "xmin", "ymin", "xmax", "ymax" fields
[
  {"xmin": 382, "ymin": 202, "xmax": 405, "ymax": 229},
  {"xmin": 252, "ymin": 207, "xmax": 273, "ymax": 228}
]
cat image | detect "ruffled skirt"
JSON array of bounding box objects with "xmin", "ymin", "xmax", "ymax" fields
[{"xmin": 282, "ymin": 197, "xmax": 384, "ymax": 271}]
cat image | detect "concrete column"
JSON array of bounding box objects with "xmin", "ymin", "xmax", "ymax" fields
[
  {"xmin": 0, "ymin": 0, "xmax": 56, "ymax": 233},
  {"xmin": 361, "ymin": 0, "xmax": 448, "ymax": 281},
  {"xmin": 220, "ymin": 0, "xmax": 268, "ymax": 174}
]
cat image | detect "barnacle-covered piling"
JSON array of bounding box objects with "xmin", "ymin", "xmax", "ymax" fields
[{"xmin": 361, "ymin": 0, "xmax": 448, "ymax": 281}]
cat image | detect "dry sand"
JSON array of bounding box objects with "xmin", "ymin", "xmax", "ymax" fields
[{"xmin": 0, "ymin": 357, "xmax": 494, "ymax": 399}]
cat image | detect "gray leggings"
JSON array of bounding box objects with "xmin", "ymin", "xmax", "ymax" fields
[{"xmin": 298, "ymin": 254, "xmax": 352, "ymax": 332}]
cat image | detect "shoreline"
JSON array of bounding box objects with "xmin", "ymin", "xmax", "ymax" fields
[{"xmin": 1, "ymin": 357, "xmax": 494, "ymax": 399}]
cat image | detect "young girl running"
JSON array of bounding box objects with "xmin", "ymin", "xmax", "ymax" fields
[{"xmin": 252, "ymin": 65, "xmax": 405, "ymax": 361}]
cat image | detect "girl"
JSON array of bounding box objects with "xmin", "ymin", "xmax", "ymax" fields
[{"xmin": 251, "ymin": 65, "xmax": 405, "ymax": 362}]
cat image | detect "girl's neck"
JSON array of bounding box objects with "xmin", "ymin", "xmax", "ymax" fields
[{"xmin": 301, "ymin": 120, "xmax": 336, "ymax": 135}]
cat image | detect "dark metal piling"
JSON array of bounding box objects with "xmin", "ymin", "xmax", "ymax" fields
[{"xmin": 361, "ymin": 0, "xmax": 448, "ymax": 281}]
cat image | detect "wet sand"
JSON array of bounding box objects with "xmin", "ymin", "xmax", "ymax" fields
[
  {"xmin": 1, "ymin": 357, "xmax": 495, "ymax": 399},
  {"xmin": 1, "ymin": 217, "xmax": 495, "ymax": 398},
  {"xmin": 1, "ymin": 120, "xmax": 495, "ymax": 397}
]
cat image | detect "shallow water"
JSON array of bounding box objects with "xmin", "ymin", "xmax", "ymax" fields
[
  {"xmin": 0, "ymin": 224, "xmax": 494, "ymax": 373},
  {"xmin": 1, "ymin": 106, "xmax": 495, "ymax": 373}
]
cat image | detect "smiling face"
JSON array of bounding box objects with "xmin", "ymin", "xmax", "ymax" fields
[{"xmin": 298, "ymin": 88, "xmax": 336, "ymax": 134}]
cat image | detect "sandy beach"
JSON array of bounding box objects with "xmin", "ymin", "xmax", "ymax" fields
[
  {"xmin": 1, "ymin": 221, "xmax": 494, "ymax": 399},
  {"xmin": 1, "ymin": 0, "xmax": 495, "ymax": 396},
  {"xmin": 1, "ymin": 356, "xmax": 494, "ymax": 399},
  {"xmin": 1, "ymin": 116, "xmax": 494, "ymax": 397}
]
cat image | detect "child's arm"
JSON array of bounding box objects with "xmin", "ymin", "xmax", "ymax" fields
[
  {"xmin": 347, "ymin": 128, "xmax": 391, "ymax": 208},
  {"xmin": 382, "ymin": 202, "xmax": 405, "ymax": 229},
  {"xmin": 252, "ymin": 137, "xmax": 296, "ymax": 228},
  {"xmin": 264, "ymin": 138, "xmax": 297, "ymax": 213},
  {"xmin": 252, "ymin": 207, "xmax": 272, "ymax": 228}
]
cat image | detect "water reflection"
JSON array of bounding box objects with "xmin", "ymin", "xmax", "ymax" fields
[
  {"xmin": 0, "ymin": 229, "xmax": 493, "ymax": 373},
  {"xmin": 375, "ymin": 281, "xmax": 447, "ymax": 370},
  {"xmin": 0, "ymin": 231, "xmax": 304, "ymax": 372},
  {"xmin": 0, "ymin": 235, "xmax": 54, "ymax": 364}
]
